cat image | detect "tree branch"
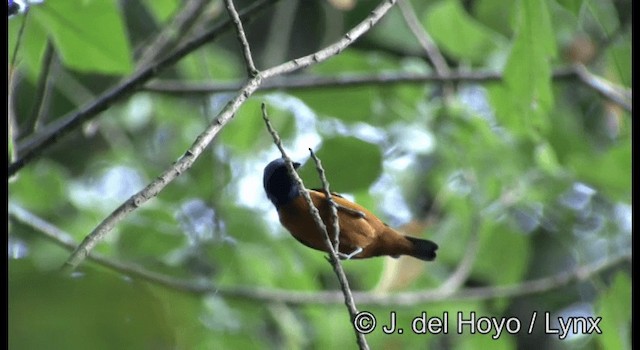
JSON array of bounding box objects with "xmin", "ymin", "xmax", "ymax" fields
[
  {"xmin": 58, "ymin": 0, "xmax": 399, "ymax": 274},
  {"xmin": 10, "ymin": 202, "xmax": 629, "ymax": 307},
  {"xmin": 9, "ymin": 0, "xmax": 281, "ymax": 176},
  {"xmin": 143, "ymin": 67, "xmax": 577, "ymax": 94},
  {"xmin": 397, "ymin": 0, "xmax": 454, "ymax": 99},
  {"xmin": 262, "ymin": 105, "xmax": 369, "ymax": 350},
  {"xmin": 224, "ymin": 0, "xmax": 259, "ymax": 76}
]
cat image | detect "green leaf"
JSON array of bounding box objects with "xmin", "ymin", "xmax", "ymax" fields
[
  {"xmin": 142, "ymin": 0, "xmax": 180, "ymax": 22},
  {"xmin": 9, "ymin": 261, "xmax": 175, "ymax": 350},
  {"xmin": 31, "ymin": 0, "xmax": 133, "ymax": 74},
  {"xmin": 473, "ymin": 220, "xmax": 530, "ymax": 285},
  {"xmin": 9, "ymin": 160, "xmax": 68, "ymax": 213},
  {"xmin": 596, "ymin": 273, "xmax": 631, "ymax": 350},
  {"xmin": 297, "ymin": 136, "xmax": 382, "ymax": 192},
  {"xmin": 424, "ymin": 0, "xmax": 504, "ymax": 63},
  {"xmin": 495, "ymin": 0, "xmax": 556, "ymax": 135},
  {"xmin": 220, "ymin": 98, "xmax": 296, "ymax": 154},
  {"xmin": 555, "ymin": 0, "xmax": 584, "ymax": 15},
  {"xmin": 569, "ymin": 138, "xmax": 631, "ymax": 200}
]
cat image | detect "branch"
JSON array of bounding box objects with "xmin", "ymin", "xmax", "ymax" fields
[
  {"xmin": 143, "ymin": 67, "xmax": 578, "ymax": 94},
  {"xmin": 262, "ymin": 105, "xmax": 369, "ymax": 350},
  {"xmin": 58, "ymin": 0, "xmax": 400, "ymax": 274},
  {"xmin": 59, "ymin": 76, "xmax": 262, "ymax": 273},
  {"xmin": 9, "ymin": 0, "xmax": 281, "ymax": 176},
  {"xmin": 572, "ymin": 63, "xmax": 632, "ymax": 112},
  {"xmin": 144, "ymin": 64, "xmax": 632, "ymax": 114},
  {"xmin": 308, "ymin": 149, "xmax": 341, "ymax": 252},
  {"xmin": 135, "ymin": 0, "xmax": 208, "ymax": 70},
  {"xmin": 260, "ymin": 0, "xmax": 398, "ymax": 79},
  {"xmin": 433, "ymin": 213, "xmax": 481, "ymax": 294},
  {"xmin": 397, "ymin": 0, "xmax": 454, "ymax": 99},
  {"xmin": 10, "ymin": 202, "xmax": 630, "ymax": 306},
  {"xmin": 224, "ymin": 0, "xmax": 258, "ymax": 76}
]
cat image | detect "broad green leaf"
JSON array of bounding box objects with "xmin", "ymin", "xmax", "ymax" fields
[
  {"xmin": 496, "ymin": 0, "xmax": 556, "ymax": 135},
  {"xmin": 569, "ymin": 138, "xmax": 631, "ymax": 200},
  {"xmin": 596, "ymin": 273, "xmax": 631, "ymax": 350},
  {"xmin": 424, "ymin": 0, "xmax": 503, "ymax": 63},
  {"xmin": 9, "ymin": 261, "xmax": 175, "ymax": 350},
  {"xmin": 9, "ymin": 160, "xmax": 68, "ymax": 213},
  {"xmin": 297, "ymin": 136, "xmax": 382, "ymax": 192},
  {"xmin": 473, "ymin": 220, "xmax": 530, "ymax": 285},
  {"xmin": 9, "ymin": 15, "xmax": 48, "ymax": 80},
  {"xmin": 142, "ymin": 0, "xmax": 180, "ymax": 22},
  {"xmin": 556, "ymin": 0, "xmax": 584, "ymax": 15},
  {"xmin": 31, "ymin": 0, "xmax": 133, "ymax": 74},
  {"xmin": 220, "ymin": 98, "xmax": 296, "ymax": 154}
]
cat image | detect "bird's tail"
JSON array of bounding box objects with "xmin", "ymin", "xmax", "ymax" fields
[{"xmin": 405, "ymin": 236, "xmax": 438, "ymax": 261}]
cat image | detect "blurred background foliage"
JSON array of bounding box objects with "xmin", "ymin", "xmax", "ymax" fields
[{"xmin": 8, "ymin": 0, "xmax": 630, "ymax": 349}]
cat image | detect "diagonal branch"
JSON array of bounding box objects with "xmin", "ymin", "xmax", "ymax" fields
[
  {"xmin": 143, "ymin": 67, "xmax": 578, "ymax": 94},
  {"xmin": 572, "ymin": 63, "xmax": 632, "ymax": 112},
  {"xmin": 10, "ymin": 201, "xmax": 629, "ymax": 307},
  {"xmin": 224, "ymin": 0, "xmax": 259, "ymax": 76},
  {"xmin": 262, "ymin": 105, "xmax": 369, "ymax": 350},
  {"xmin": 58, "ymin": 0, "xmax": 399, "ymax": 275},
  {"xmin": 9, "ymin": 0, "xmax": 281, "ymax": 176},
  {"xmin": 135, "ymin": 0, "xmax": 209, "ymax": 70},
  {"xmin": 397, "ymin": 0, "xmax": 454, "ymax": 99}
]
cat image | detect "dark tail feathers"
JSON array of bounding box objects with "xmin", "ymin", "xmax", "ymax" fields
[{"xmin": 405, "ymin": 236, "xmax": 438, "ymax": 261}]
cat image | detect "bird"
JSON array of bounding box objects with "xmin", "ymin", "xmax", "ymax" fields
[{"xmin": 263, "ymin": 158, "xmax": 438, "ymax": 261}]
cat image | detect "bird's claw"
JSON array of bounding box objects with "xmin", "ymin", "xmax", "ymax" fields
[{"xmin": 337, "ymin": 246, "xmax": 363, "ymax": 260}]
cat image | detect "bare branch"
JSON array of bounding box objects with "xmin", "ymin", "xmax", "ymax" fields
[
  {"xmin": 260, "ymin": 0, "xmax": 398, "ymax": 79},
  {"xmin": 262, "ymin": 105, "xmax": 370, "ymax": 350},
  {"xmin": 572, "ymin": 63, "xmax": 632, "ymax": 112},
  {"xmin": 143, "ymin": 67, "xmax": 578, "ymax": 94},
  {"xmin": 60, "ymin": 76, "xmax": 262, "ymax": 273},
  {"xmin": 135, "ymin": 0, "xmax": 209, "ymax": 70},
  {"xmin": 397, "ymin": 0, "xmax": 454, "ymax": 98},
  {"xmin": 10, "ymin": 202, "xmax": 630, "ymax": 306},
  {"xmin": 308, "ymin": 149, "xmax": 341, "ymax": 252},
  {"xmin": 28, "ymin": 40, "xmax": 56, "ymax": 132},
  {"xmin": 224, "ymin": 0, "xmax": 259, "ymax": 76},
  {"xmin": 9, "ymin": 0, "xmax": 281, "ymax": 176},
  {"xmin": 434, "ymin": 214, "xmax": 481, "ymax": 294}
]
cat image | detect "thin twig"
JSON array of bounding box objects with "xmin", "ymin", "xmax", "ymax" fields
[
  {"xmin": 397, "ymin": 0, "xmax": 454, "ymax": 99},
  {"xmin": 28, "ymin": 40, "xmax": 55, "ymax": 132},
  {"xmin": 9, "ymin": 0, "xmax": 281, "ymax": 176},
  {"xmin": 308, "ymin": 149, "xmax": 341, "ymax": 252},
  {"xmin": 9, "ymin": 202, "xmax": 630, "ymax": 306},
  {"xmin": 136, "ymin": 0, "xmax": 208, "ymax": 70},
  {"xmin": 224, "ymin": 0, "xmax": 259, "ymax": 76},
  {"xmin": 260, "ymin": 0, "xmax": 398, "ymax": 80},
  {"xmin": 262, "ymin": 105, "xmax": 369, "ymax": 350},
  {"xmin": 434, "ymin": 214, "xmax": 481, "ymax": 294},
  {"xmin": 572, "ymin": 63, "xmax": 632, "ymax": 112},
  {"xmin": 143, "ymin": 67, "xmax": 578, "ymax": 94},
  {"xmin": 58, "ymin": 0, "xmax": 399, "ymax": 272},
  {"xmin": 59, "ymin": 76, "xmax": 262, "ymax": 273}
]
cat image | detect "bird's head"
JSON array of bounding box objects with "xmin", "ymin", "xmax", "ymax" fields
[{"xmin": 263, "ymin": 158, "xmax": 301, "ymax": 208}]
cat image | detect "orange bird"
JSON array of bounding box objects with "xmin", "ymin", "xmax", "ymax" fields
[{"xmin": 263, "ymin": 158, "xmax": 438, "ymax": 261}]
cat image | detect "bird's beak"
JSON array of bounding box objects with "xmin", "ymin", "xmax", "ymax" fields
[{"xmin": 293, "ymin": 162, "xmax": 301, "ymax": 169}]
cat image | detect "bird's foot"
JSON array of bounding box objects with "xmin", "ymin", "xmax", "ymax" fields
[{"xmin": 337, "ymin": 246, "xmax": 363, "ymax": 260}]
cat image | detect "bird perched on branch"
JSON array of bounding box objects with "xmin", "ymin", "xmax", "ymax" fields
[{"xmin": 263, "ymin": 158, "xmax": 438, "ymax": 261}]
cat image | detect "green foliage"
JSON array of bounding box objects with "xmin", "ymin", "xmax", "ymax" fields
[
  {"xmin": 424, "ymin": 0, "xmax": 505, "ymax": 63},
  {"xmin": 298, "ymin": 136, "xmax": 383, "ymax": 192},
  {"xmin": 8, "ymin": 0, "xmax": 630, "ymax": 349},
  {"xmin": 9, "ymin": 261, "xmax": 175, "ymax": 349},
  {"xmin": 30, "ymin": 0, "xmax": 133, "ymax": 74},
  {"xmin": 596, "ymin": 273, "xmax": 631, "ymax": 350}
]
